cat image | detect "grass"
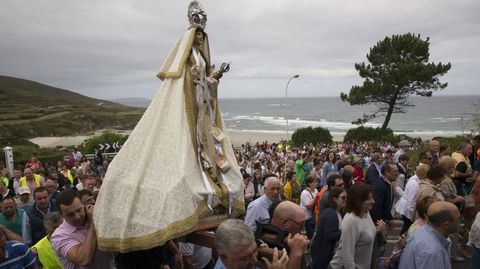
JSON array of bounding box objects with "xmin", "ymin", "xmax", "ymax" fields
[{"xmin": 0, "ymin": 75, "xmax": 145, "ymax": 138}]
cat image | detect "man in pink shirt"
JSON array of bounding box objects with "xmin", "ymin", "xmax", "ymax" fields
[{"xmin": 51, "ymin": 190, "xmax": 111, "ymax": 269}]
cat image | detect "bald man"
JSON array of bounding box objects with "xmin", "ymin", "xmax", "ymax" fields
[
  {"xmin": 244, "ymin": 177, "xmax": 281, "ymax": 231},
  {"xmin": 268, "ymin": 201, "xmax": 310, "ymax": 269},
  {"xmin": 399, "ymin": 201, "xmax": 460, "ymax": 269},
  {"xmin": 270, "ymin": 201, "xmax": 305, "ymax": 235}
]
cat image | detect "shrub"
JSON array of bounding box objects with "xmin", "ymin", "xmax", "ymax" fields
[
  {"xmin": 344, "ymin": 126, "xmax": 396, "ymax": 143},
  {"xmin": 433, "ymin": 135, "xmax": 473, "ymax": 154},
  {"xmin": 78, "ymin": 131, "xmax": 128, "ymax": 154},
  {"xmin": 407, "ymin": 135, "xmax": 472, "ymax": 169},
  {"xmin": 0, "ymin": 137, "xmax": 69, "ymax": 166},
  {"xmin": 291, "ymin": 126, "xmax": 332, "ymax": 146}
]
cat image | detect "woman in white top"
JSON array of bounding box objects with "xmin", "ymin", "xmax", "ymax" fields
[
  {"xmin": 330, "ymin": 184, "xmax": 385, "ymax": 269},
  {"xmin": 300, "ymin": 175, "xmax": 318, "ymax": 239},
  {"xmin": 395, "ymin": 164, "xmax": 429, "ymax": 235}
]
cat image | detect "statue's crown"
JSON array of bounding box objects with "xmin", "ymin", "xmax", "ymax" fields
[{"xmin": 187, "ymin": 1, "xmax": 207, "ymax": 29}]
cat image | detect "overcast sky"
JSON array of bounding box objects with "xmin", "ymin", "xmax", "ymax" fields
[{"xmin": 1, "ymin": 0, "xmax": 479, "ymax": 100}]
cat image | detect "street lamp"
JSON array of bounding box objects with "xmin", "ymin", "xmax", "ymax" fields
[{"xmin": 284, "ymin": 74, "xmax": 299, "ymax": 142}]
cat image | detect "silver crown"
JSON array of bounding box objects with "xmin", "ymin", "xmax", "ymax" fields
[{"xmin": 187, "ymin": 1, "xmax": 207, "ymax": 29}]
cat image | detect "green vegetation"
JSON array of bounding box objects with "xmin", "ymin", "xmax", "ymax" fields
[
  {"xmin": 343, "ymin": 126, "xmax": 417, "ymax": 144},
  {"xmin": 343, "ymin": 126, "xmax": 395, "ymax": 143},
  {"xmin": 291, "ymin": 126, "xmax": 332, "ymax": 146},
  {"xmin": 0, "ymin": 75, "xmax": 144, "ymax": 139},
  {"xmin": 0, "ymin": 137, "xmax": 69, "ymax": 165},
  {"xmin": 340, "ymin": 33, "xmax": 451, "ymax": 131},
  {"xmin": 78, "ymin": 131, "xmax": 129, "ymax": 154},
  {"xmin": 408, "ymin": 135, "xmax": 472, "ymax": 169},
  {"xmin": 0, "ymin": 75, "xmax": 143, "ymax": 165}
]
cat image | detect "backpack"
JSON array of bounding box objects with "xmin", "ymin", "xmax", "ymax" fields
[{"xmin": 313, "ymin": 186, "xmax": 328, "ymax": 224}]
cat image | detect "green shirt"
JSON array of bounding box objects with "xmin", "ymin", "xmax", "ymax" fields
[
  {"xmin": 295, "ymin": 159, "xmax": 306, "ymax": 184},
  {"xmin": 0, "ymin": 208, "xmax": 24, "ymax": 236}
]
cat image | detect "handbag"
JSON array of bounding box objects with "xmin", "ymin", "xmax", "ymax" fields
[
  {"xmin": 465, "ymin": 194, "xmax": 475, "ymax": 208},
  {"xmin": 465, "ymin": 183, "xmax": 476, "ymax": 208}
]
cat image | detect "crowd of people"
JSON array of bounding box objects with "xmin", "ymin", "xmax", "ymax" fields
[
  {"xmin": 237, "ymin": 136, "xmax": 480, "ymax": 269},
  {"xmin": 0, "ymin": 135, "xmax": 479, "ymax": 269}
]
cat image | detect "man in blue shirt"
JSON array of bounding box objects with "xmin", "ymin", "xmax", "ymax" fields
[
  {"xmin": 244, "ymin": 177, "xmax": 281, "ymax": 231},
  {"xmin": 0, "ymin": 229, "xmax": 38, "ymax": 269},
  {"xmin": 399, "ymin": 201, "xmax": 460, "ymax": 269}
]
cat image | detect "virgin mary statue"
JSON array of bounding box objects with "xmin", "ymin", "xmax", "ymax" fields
[{"xmin": 94, "ymin": 1, "xmax": 245, "ymax": 252}]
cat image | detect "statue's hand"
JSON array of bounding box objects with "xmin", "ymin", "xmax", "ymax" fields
[
  {"xmin": 190, "ymin": 65, "xmax": 202, "ymax": 79},
  {"xmin": 210, "ymin": 62, "xmax": 230, "ymax": 80},
  {"xmin": 210, "ymin": 69, "xmax": 223, "ymax": 80}
]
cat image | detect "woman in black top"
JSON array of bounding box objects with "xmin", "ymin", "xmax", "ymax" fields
[{"xmin": 311, "ymin": 186, "xmax": 346, "ymax": 269}]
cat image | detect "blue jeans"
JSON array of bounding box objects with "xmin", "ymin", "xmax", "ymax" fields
[{"xmin": 469, "ymin": 245, "xmax": 480, "ymax": 269}]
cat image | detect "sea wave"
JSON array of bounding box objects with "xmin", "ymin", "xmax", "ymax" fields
[
  {"xmin": 225, "ymin": 128, "xmax": 468, "ymax": 138},
  {"xmin": 225, "ymin": 115, "xmax": 380, "ymax": 130},
  {"xmin": 268, "ymin": 104, "xmax": 290, "ymax": 107},
  {"xmin": 430, "ymin": 117, "xmax": 470, "ymax": 122}
]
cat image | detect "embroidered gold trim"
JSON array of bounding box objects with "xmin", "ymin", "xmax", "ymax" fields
[
  {"xmin": 97, "ymin": 201, "xmax": 210, "ymax": 252},
  {"xmin": 157, "ymin": 29, "xmax": 196, "ymax": 80}
]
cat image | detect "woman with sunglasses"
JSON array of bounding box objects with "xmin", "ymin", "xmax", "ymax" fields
[{"xmin": 311, "ymin": 187, "xmax": 346, "ymax": 269}]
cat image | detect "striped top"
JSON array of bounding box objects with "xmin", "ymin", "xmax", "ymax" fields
[
  {"xmin": 399, "ymin": 224, "xmax": 451, "ymax": 269},
  {"xmin": 0, "ymin": 240, "xmax": 36, "ymax": 269}
]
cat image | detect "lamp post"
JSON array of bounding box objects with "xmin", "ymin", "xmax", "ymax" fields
[{"xmin": 284, "ymin": 74, "xmax": 299, "ymax": 142}]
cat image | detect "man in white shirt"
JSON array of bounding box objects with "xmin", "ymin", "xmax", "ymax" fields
[
  {"xmin": 394, "ymin": 140, "xmax": 411, "ymax": 163},
  {"xmin": 72, "ymin": 148, "xmax": 83, "ymax": 163}
]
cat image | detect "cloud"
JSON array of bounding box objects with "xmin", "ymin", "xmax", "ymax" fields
[{"xmin": 1, "ymin": 0, "xmax": 479, "ymax": 99}]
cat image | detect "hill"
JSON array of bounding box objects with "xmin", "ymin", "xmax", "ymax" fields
[
  {"xmin": 0, "ymin": 75, "xmax": 145, "ymax": 139},
  {"xmin": 110, "ymin": 97, "xmax": 151, "ymax": 108}
]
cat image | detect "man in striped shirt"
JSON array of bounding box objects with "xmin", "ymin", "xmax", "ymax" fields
[
  {"xmin": 399, "ymin": 201, "xmax": 460, "ymax": 269},
  {"xmin": 0, "ymin": 229, "xmax": 38, "ymax": 269}
]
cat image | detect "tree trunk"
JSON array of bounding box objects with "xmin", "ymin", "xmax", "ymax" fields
[{"xmin": 381, "ymin": 92, "xmax": 399, "ymax": 131}]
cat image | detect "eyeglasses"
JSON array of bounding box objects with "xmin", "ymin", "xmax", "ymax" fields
[
  {"xmin": 286, "ymin": 218, "xmax": 305, "ymax": 227},
  {"xmin": 334, "ymin": 183, "xmax": 344, "ymax": 187}
]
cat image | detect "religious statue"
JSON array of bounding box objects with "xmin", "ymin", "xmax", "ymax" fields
[{"xmin": 93, "ymin": 1, "xmax": 244, "ymax": 252}]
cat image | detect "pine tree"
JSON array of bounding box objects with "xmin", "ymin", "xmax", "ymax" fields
[{"xmin": 340, "ymin": 33, "xmax": 451, "ymax": 131}]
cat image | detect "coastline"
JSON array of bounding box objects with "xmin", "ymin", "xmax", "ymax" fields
[
  {"xmin": 27, "ymin": 129, "xmax": 465, "ymax": 148},
  {"xmin": 226, "ymin": 130, "xmax": 463, "ymax": 146}
]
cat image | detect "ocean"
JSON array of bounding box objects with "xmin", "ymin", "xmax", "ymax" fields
[
  {"xmin": 218, "ymin": 95, "xmax": 480, "ymax": 137},
  {"xmin": 118, "ymin": 95, "xmax": 480, "ymax": 137}
]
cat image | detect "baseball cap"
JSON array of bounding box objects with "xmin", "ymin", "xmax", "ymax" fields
[
  {"xmin": 398, "ymin": 140, "xmax": 411, "ymax": 147},
  {"xmin": 18, "ymin": 186, "xmax": 31, "ymax": 195}
]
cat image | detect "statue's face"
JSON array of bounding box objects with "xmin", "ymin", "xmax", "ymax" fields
[
  {"xmin": 189, "ymin": 7, "xmax": 207, "ymax": 29},
  {"xmin": 194, "ymin": 31, "xmax": 204, "ymax": 46}
]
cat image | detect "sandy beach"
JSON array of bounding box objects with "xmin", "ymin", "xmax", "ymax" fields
[
  {"xmin": 28, "ymin": 129, "xmax": 318, "ymax": 148},
  {"xmin": 227, "ymin": 130, "xmax": 346, "ymax": 146},
  {"xmin": 28, "ymin": 130, "xmax": 133, "ymax": 148},
  {"xmin": 28, "ymin": 129, "xmax": 292, "ymax": 148},
  {"xmin": 27, "ymin": 128, "xmax": 455, "ymax": 148}
]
